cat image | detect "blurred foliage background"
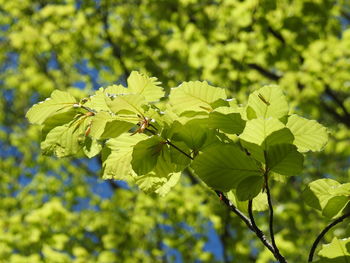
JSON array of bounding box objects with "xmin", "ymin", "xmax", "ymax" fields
[{"xmin": 0, "ymin": 0, "xmax": 350, "ymax": 262}]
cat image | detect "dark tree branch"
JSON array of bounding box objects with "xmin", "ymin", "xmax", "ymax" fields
[
  {"xmin": 247, "ymin": 63, "xmax": 281, "ymax": 81},
  {"xmin": 324, "ymin": 85, "xmax": 350, "ymax": 118},
  {"xmin": 267, "ymin": 26, "xmax": 286, "ymax": 45},
  {"xmin": 215, "ymin": 191, "xmax": 255, "ymax": 232},
  {"xmin": 248, "ymin": 199, "xmax": 277, "ymax": 257},
  {"xmin": 264, "ymin": 172, "xmax": 287, "ymax": 263},
  {"xmin": 295, "ymin": 82, "xmax": 350, "ymax": 128},
  {"xmin": 215, "ymin": 190, "xmax": 281, "ymax": 261},
  {"xmin": 320, "ymin": 100, "xmax": 350, "ymax": 127},
  {"xmin": 308, "ymin": 211, "xmax": 350, "ymax": 262}
]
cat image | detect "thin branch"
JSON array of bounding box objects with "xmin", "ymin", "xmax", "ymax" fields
[
  {"xmin": 247, "ymin": 63, "xmax": 281, "ymax": 81},
  {"xmin": 308, "ymin": 211, "xmax": 350, "ymax": 262},
  {"xmin": 324, "ymin": 85, "xmax": 350, "ymax": 119},
  {"xmin": 267, "ymin": 26, "xmax": 286, "ymax": 45},
  {"xmin": 320, "ymin": 100, "xmax": 350, "ymax": 127},
  {"xmin": 79, "ymin": 105, "xmax": 97, "ymax": 114},
  {"xmin": 165, "ymin": 139, "xmax": 194, "ymax": 160},
  {"xmin": 248, "ymin": 199, "xmax": 277, "ymax": 256},
  {"xmin": 264, "ymin": 172, "xmax": 287, "ymax": 263},
  {"xmin": 215, "ymin": 190, "xmax": 254, "ymax": 232},
  {"xmin": 216, "ymin": 190, "xmax": 281, "ymax": 260}
]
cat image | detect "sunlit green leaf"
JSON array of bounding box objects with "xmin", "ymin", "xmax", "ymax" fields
[
  {"xmin": 247, "ymin": 85, "xmax": 289, "ymax": 119},
  {"xmin": 41, "ymin": 115, "xmax": 92, "ymax": 157},
  {"xmin": 83, "ymin": 137, "xmax": 102, "ymax": 158},
  {"xmin": 172, "ymin": 119, "xmax": 208, "ymax": 151},
  {"xmin": 236, "ymin": 176, "xmax": 263, "ymax": 201},
  {"xmin": 82, "ymin": 87, "xmax": 111, "ymax": 112},
  {"xmin": 239, "ymin": 118, "xmax": 286, "ymax": 146},
  {"xmin": 131, "ymin": 136, "xmax": 167, "ymax": 175},
  {"xmin": 26, "ymin": 90, "xmax": 77, "ymax": 124},
  {"xmin": 134, "ymin": 148, "xmax": 180, "ymax": 196},
  {"xmin": 106, "ymin": 94, "xmax": 145, "ymax": 115},
  {"xmin": 323, "ymin": 196, "xmax": 349, "ymax": 218},
  {"xmin": 315, "ymin": 237, "xmax": 350, "ymax": 263},
  {"xmin": 192, "ymin": 144, "xmax": 261, "ymax": 191},
  {"xmin": 303, "ymin": 179, "xmax": 350, "ymax": 218},
  {"xmin": 41, "ymin": 109, "xmax": 77, "ymax": 139},
  {"xmin": 102, "ymin": 133, "xmax": 147, "ymax": 180},
  {"xmin": 127, "ymin": 71, "xmax": 164, "ymax": 102},
  {"xmin": 287, "ymin": 114, "xmax": 328, "ymax": 152},
  {"xmin": 169, "ymin": 81, "xmax": 226, "ymax": 114},
  {"xmin": 239, "ymin": 118, "xmax": 293, "ymax": 162},
  {"xmin": 89, "ymin": 112, "xmax": 135, "ymax": 139},
  {"xmin": 208, "ymin": 109, "xmax": 246, "ymax": 134},
  {"xmin": 267, "ymin": 144, "xmax": 304, "ymax": 176}
]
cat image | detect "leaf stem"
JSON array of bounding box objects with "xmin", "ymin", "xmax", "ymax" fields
[
  {"xmin": 264, "ymin": 171, "xmax": 287, "ymax": 263},
  {"xmin": 165, "ymin": 139, "xmax": 194, "ymax": 160},
  {"xmin": 308, "ymin": 211, "xmax": 350, "ymax": 262},
  {"xmin": 79, "ymin": 105, "xmax": 97, "ymax": 114}
]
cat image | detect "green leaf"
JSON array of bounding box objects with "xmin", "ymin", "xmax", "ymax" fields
[
  {"xmin": 102, "ymin": 133, "xmax": 147, "ymax": 180},
  {"xmin": 41, "ymin": 126, "xmax": 71, "ymax": 157},
  {"xmin": 89, "ymin": 112, "xmax": 135, "ymax": 139},
  {"xmin": 303, "ymin": 179, "xmax": 350, "ymax": 218},
  {"xmin": 315, "ymin": 237, "xmax": 350, "ymax": 263},
  {"xmin": 83, "ymin": 137, "xmax": 102, "ymax": 158},
  {"xmin": 101, "ymin": 120, "xmax": 135, "ymax": 139},
  {"xmin": 323, "ymin": 196, "xmax": 349, "ymax": 218},
  {"xmin": 89, "ymin": 112, "xmax": 112, "ymax": 138},
  {"xmin": 210, "ymin": 98, "xmax": 230, "ymax": 109},
  {"xmin": 41, "ymin": 116, "xmax": 90, "ymax": 157},
  {"xmin": 266, "ymin": 144, "xmax": 304, "ymax": 176},
  {"xmin": 26, "ymin": 90, "xmax": 77, "ymax": 124},
  {"xmin": 303, "ymin": 178, "xmax": 340, "ymax": 211},
  {"xmin": 135, "ymin": 172, "xmax": 181, "ymax": 196},
  {"xmin": 41, "ymin": 109, "xmax": 77, "ymax": 139},
  {"xmin": 236, "ymin": 176, "xmax": 263, "ymax": 201},
  {"xmin": 105, "ymin": 84, "xmax": 130, "ymax": 95},
  {"xmin": 247, "ymin": 85, "xmax": 289, "ymax": 119},
  {"xmin": 239, "ymin": 118, "xmax": 286, "ymax": 146},
  {"xmin": 252, "ymin": 192, "xmax": 269, "ymax": 212},
  {"xmin": 106, "ymin": 94, "xmax": 145, "ymax": 115},
  {"xmin": 134, "ymin": 148, "xmax": 180, "ymax": 196},
  {"xmin": 127, "ymin": 71, "xmax": 164, "ymax": 102},
  {"xmin": 169, "ymin": 81, "xmax": 226, "ymax": 115},
  {"xmin": 286, "ymin": 114, "xmax": 328, "ymax": 152},
  {"xmin": 169, "ymin": 141, "xmax": 191, "ymax": 169},
  {"xmin": 239, "ymin": 118, "xmax": 293, "ymax": 162},
  {"xmin": 192, "ymin": 144, "xmax": 261, "ymax": 192},
  {"xmin": 131, "ymin": 136, "xmax": 166, "ymax": 175},
  {"xmin": 82, "ymin": 87, "xmax": 111, "ymax": 112},
  {"xmin": 208, "ymin": 110, "xmax": 246, "ymax": 134},
  {"xmin": 172, "ymin": 119, "xmax": 208, "ymax": 151}
]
